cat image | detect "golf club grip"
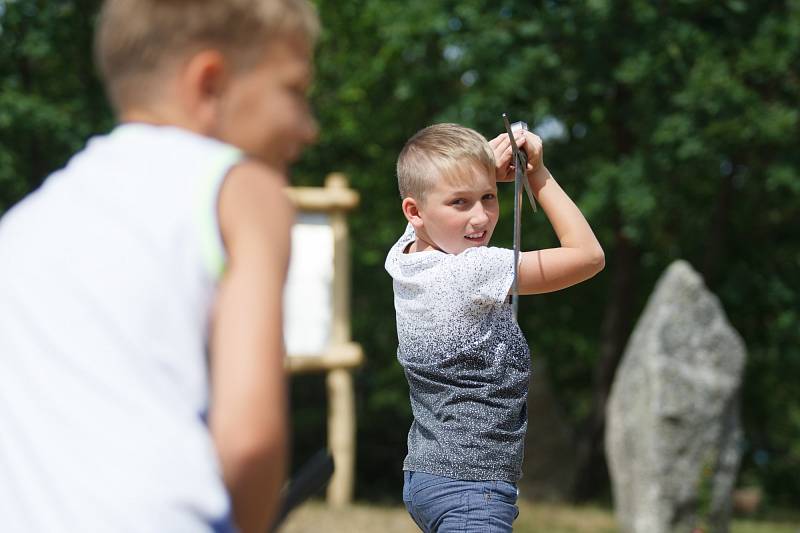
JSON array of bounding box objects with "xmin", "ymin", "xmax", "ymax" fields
[{"xmin": 270, "ymin": 449, "xmax": 335, "ymax": 531}]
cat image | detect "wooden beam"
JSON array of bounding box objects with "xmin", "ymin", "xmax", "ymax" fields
[
  {"xmin": 285, "ymin": 342, "xmax": 364, "ymax": 373},
  {"xmin": 286, "ymin": 173, "xmax": 360, "ymax": 212}
]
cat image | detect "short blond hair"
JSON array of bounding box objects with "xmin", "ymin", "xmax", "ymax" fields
[
  {"xmin": 397, "ymin": 123, "xmax": 495, "ymax": 202},
  {"xmin": 95, "ymin": 0, "xmax": 319, "ymax": 110}
]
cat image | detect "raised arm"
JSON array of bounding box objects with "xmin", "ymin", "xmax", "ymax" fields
[
  {"xmin": 209, "ymin": 160, "xmax": 293, "ymax": 533},
  {"xmin": 490, "ymin": 131, "xmax": 605, "ymax": 294}
]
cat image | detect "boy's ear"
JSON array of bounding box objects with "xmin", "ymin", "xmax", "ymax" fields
[
  {"xmin": 180, "ymin": 50, "xmax": 228, "ymax": 132},
  {"xmin": 401, "ymin": 197, "xmax": 425, "ymax": 229}
]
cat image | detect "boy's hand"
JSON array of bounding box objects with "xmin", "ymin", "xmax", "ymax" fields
[
  {"xmin": 488, "ymin": 130, "xmax": 544, "ymax": 182},
  {"xmin": 520, "ymin": 130, "xmax": 544, "ymax": 176}
]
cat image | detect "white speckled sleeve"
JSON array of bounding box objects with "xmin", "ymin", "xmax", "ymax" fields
[{"xmin": 450, "ymin": 246, "xmax": 516, "ymax": 306}]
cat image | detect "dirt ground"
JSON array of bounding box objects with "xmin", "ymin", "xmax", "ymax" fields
[
  {"xmin": 280, "ymin": 502, "xmax": 419, "ymax": 533},
  {"xmin": 278, "ymin": 500, "xmax": 618, "ymax": 533},
  {"xmin": 278, "ymin": 500, "xmax": 800, "ymax": 533},
  {"xmin": 280, "ymin": 501, "xmax": 418, "ymax": 533}
]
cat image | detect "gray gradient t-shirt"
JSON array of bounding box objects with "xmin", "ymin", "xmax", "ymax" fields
[{"xmin": 385, "ymin": 224, "xmax": 531, "ymax": 482}]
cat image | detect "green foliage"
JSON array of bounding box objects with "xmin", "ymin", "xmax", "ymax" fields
[
  {"xmin": 1, "ymin": 0, "xmax": 798, "ymax": 506},
  {"xmin": 0, "ymin": 0, "xmax": 111, "ymax": 212}
]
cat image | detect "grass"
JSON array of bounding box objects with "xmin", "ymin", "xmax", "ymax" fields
[
  {"xmin": 732, "ymin": 520, "xmax": 800, "ymax": 533},
  {"xmin": 515, "ymin": 502, "xmax": 618, "ymax": 533},
  {"xmin": 280, "ymin": 500, "xmax": 800, "ymax": 533}
]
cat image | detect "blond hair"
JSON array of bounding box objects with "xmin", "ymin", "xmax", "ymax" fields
[
  {"xmin": 397, "ymin": 123, "xmax": 495, "ymax": 203},
  {"xmin": 95, "ymin": 0, "xmax": 319, "ymax": 110}
]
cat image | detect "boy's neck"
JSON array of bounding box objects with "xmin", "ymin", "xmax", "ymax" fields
[
  {"xmin": 119, "ymin": 106, "xmax": 210, "ymax": 136},
  {"xmin": 410, "ymin": 234, "xmax": 440, "ymax": 253}
]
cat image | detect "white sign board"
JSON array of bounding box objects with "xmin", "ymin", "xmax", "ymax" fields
[{"xmin": 283, "ymin": 212, "xmax": 334, "ymax": 356}]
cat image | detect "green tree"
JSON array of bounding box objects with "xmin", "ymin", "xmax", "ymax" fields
[{"xmin": 0, "ymin": 0, "xmax": 111, "ymax": 212}]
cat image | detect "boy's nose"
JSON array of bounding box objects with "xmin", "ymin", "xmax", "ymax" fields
[{"xmin": 470, "ymin": 206, "xmax": 489, "ymax": 227}]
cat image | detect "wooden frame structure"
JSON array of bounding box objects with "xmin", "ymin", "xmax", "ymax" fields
[{"xmin": 285, "ymin": 173, "xmax": 363, "ymax": 506}]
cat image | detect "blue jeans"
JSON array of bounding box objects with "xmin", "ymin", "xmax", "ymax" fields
[{"xmin": 403, "ymin": 471, "xmax": 519, "ymax": 532}]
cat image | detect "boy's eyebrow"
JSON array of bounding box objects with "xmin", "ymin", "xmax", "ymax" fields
[{"xmin": 445, "ymin": 187, "xmax": 497, "ymax": 196}]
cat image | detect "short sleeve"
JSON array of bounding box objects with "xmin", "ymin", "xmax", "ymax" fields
[
  {"xmin": 195, "ymin": 145, "xmax": 243, "ymax": 280},
  {"xmin": 447, "ymin": 246, "xmax": 516, "ymax": 306}
]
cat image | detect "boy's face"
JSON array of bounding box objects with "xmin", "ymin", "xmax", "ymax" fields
[
  {"xmin": 216, "ymin": 38, "xmax": 318, "ymax": 174},
  {"xmin": 410, "ymin": 166, "xmax": 500, "ymax": 255}
]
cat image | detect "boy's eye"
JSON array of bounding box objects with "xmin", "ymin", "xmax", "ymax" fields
[
  {"xmin": 483, "ymin": 193, "xmax": 496, "ymax": 201},
  {"xmin": 450, "ymin": 199, "xmax": 466, "ymax": 206}
]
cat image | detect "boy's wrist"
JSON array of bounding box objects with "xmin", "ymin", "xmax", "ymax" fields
[{"xmin": 527, "ymin": 165, "xmax": 551, "ymax": 188}]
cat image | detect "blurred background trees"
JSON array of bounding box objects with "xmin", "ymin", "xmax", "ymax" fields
[{"xmin": 1, "ymin": 0, "xmax": 797, "ymax": 509}]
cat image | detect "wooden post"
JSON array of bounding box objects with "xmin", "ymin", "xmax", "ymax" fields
[
  {"xmin": 285, "ymin": 173, "xmax": 362, "ymax": 507},
  {"xmin": 326, "ymin": 367, "xmax": 355, "ymax": 505},
  {"xmin": 327, "ymin": 173, "xmax": 352, "ymax": 346},
  {"xmin": 325, "ymin": 173, "xmax": 356, "ymax": 506}
]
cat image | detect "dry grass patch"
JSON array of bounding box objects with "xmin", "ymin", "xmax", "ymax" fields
[
  {"xmin": 516, "ymin": 501, "xmax": 617, "ymax": 533},
  {"xmin": 280, "ymin": 501, "xmax": 418, "ymax": 533},
  {"xmin": 279, "ymin": 500, "xmax": 799, "ymax": 533},
  {"xmin": 280, "ymin": 499, "xmax": 615, "ymax": 533}
]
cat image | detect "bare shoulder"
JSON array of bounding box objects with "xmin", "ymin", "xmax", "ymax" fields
[{"xmin": 218, "ymin": 160, "xmax": 295, "ymax": 252}]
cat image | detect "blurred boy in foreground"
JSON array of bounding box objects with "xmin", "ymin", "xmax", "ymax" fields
[{"xmin": 0, "ymin": 1, "xmax": 319, "ymax": 531}]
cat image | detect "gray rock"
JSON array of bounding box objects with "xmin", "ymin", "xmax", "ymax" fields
[{"xmin": 606, "ymin": 260, "xmax": 746, "ymax": 533}]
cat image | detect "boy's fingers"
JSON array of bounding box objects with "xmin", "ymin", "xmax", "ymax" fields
[
  {"xmin": 490, "ymin": 132, "xmax": 515, "ymax": 154},
  {"xmin": 492, "ymin": 130, "xmax": 532, "ymax": 182},
  {"xmin": 520, "ymin": 131, "xmax": 542, "ymax": 160},
  {"xmin": 500, "ymin": 145, "xmax": 515, "ymax": 165},
  {"xmin": 527, "ymin": 132, "xmax": 542, "ymax": 150},
  {"xmin": 492, "ymin": 131, "xmax": 524, "ymax": 151}
]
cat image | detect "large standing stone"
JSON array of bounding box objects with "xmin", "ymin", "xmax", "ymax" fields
[{"xmin": 606, "ymin": 260, "xmax": 746, "ymax": 533}]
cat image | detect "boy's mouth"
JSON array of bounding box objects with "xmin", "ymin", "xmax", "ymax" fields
[{"xmin": 464, "ymin": 231, "xmax": 487, "ymax": 242}]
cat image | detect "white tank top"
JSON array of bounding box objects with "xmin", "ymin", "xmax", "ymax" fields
[{"xmin": 0, "ymin": 124, "xmax": 243, "ymax": 532}]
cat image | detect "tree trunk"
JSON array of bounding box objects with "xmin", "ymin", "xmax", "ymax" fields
[
  {"xmin": 702, "ymin": 171, "xmax": 735, "ymax": 290},
  {"xmin": 571, "ymin": 225, "xmax": 639, "ymax": 501}
]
